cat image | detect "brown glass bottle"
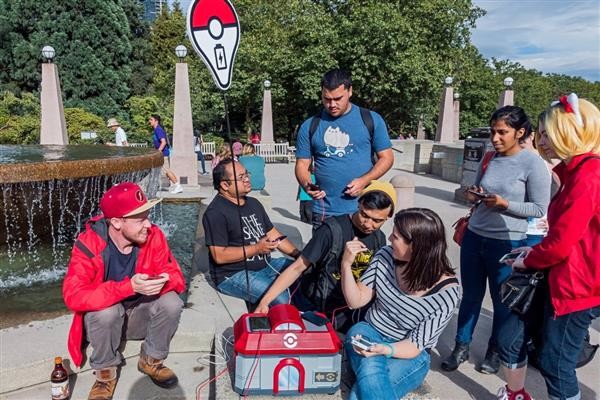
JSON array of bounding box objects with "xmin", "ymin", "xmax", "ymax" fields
[{"xmin": 51, "ymin": 357, "xmax": 70, "ymax": 399}]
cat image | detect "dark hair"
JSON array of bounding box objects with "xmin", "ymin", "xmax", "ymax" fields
[
  {"xmin": 394, "ymin": 208, "xmax": 454, "ymax": 292},
  {"xmin": 321, "ymin": 68, "xmax": 352, "ymax": 91},
  {"xmin": 212, "ymin": 158, "xmax": 235, "ymax": 190},
  {"xmin": 358, "ymin": 191, "xmax": 394, "ymax": 217},
  {"xmin": 490, "ymin": 106, "xmax": 532, "ymax": 143},
  {"xmin": 150, "ymin": 114, "xmax": 162, "ymax": 125}
]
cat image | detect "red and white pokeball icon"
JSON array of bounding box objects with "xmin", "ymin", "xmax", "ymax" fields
[
  {"xmin": 283, "ymin": 333, "xmax": 298, "ymax": 349},
  {"xmin": 187, "ymin": 0, "xmax": 240, "ymax": 90}
]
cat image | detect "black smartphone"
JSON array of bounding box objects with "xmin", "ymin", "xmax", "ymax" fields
[
  {"xmin": 307, "ymin": 183, "xmax": 321, "ymax": 191},
  {"xmin": 270, "ymin": 235, "xmax": 287, "ymax": 242},
  {"xmin": 146, "ymin": 275, "xmax": 163, "ymax": 280},
  {"xmin": 302, "ymin": 311, "xmax": 329, "ymax": 326},
  {"xmin": 248, "ymin": 316, "xmax": 271, "ymax": 332},
  {"xmin": 467, "ymin": 189, "xmax": 490, "ymax": 198}
]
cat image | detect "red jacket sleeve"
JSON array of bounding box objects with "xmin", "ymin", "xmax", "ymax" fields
[
  {"xmin": 525, "ymin": 166, "xmax": 599, "ymax": 269},
  {"xmin": 62, "ymin": 245, "xmax": 136, "ymax": 313},
  {"xmin": 145, "ymin": 227, "xmax": 186, "ymax": 295}
]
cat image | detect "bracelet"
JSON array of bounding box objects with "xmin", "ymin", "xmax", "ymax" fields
[{"xmin": 383, "ymin": 343, "xmax": 394, "ymax": 358}]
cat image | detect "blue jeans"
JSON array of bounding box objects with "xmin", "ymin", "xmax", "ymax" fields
[
  {"xmin": 538, "ymin": 299, "xmax": 600, "ymax": 400},
  {"xmin": 196, "ymin": 151, "xmax": 206, "ymax": 173},
  {"xmin": 345, "ymin": 322, "xmax": 430, "ymax": 400},
  {"xmin": 455, "ymin": 229, "xmax": 526, "ymax": 347},
  {"xmin": 216, "ymin": 257, "xmax": 292, "ymax": 304}
]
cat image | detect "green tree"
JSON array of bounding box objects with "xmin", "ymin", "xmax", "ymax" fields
[{"xmin": 0, "ymin": 0, "xmax": 135, "ymax": 117}]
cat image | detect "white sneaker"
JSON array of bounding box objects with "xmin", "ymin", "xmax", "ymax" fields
[
  {"xmin": 169, "ymin": 183, "xmax": 183, "ymax": 194},
  {"xmin": 201, "ymin": 171, "xmax": 210, "ymax": 175}
]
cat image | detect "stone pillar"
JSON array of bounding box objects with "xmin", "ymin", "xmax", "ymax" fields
[
  {"xmin": 170, "ymin": 62, "xmax": 197, "ymax": 186},
  {"xmin": 453, "ymin": 96, "xmax": 460, "ymax": 141},
  {"xmin": 498, "ymin": 89, "xmax": 514, "ymax": 108},
  {"xmin": 40, "ymin": 63, "xmax": 68, "ymax": 145},
  {"xmin": 260, "ymin": 86, "xmax": 274, "ymax": 143},
  {"xmin": 434, "ymin": 86, "xmax": 455, "ymax": 143},
  {"xmin": 390, "ymin": 174, "xmax": 414, "ymax": 211}
]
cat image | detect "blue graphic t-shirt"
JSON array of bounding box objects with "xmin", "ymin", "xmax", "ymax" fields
[
  {"xmin": 153, "ymin": 125, "xmax": 170, "ymax": 157},
  {"xmin": 296, "ymin": 104, "xmax": 391, "ymax": 215}
]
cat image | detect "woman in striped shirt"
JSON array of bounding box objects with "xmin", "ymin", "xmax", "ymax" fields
[{"xmin": 341, "ymin": 208, "xmax": 461, "ymax": 400}]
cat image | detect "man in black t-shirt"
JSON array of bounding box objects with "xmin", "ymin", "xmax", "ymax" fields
[
  {"xmin": 203, "ymin": 159, "xmax": 301, "ymax": 305},
  {"xmin": 255, "ymin": 180, "xmax": 397, "ymax": 332}
]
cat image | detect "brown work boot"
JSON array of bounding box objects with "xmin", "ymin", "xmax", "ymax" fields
[
  {"xmin": 137, "ymin": 351, "xmax": 178, "ymax": 388},
  {"xmin": 88, "ymin": 367, "xmax": 117, "ymax": 400}
]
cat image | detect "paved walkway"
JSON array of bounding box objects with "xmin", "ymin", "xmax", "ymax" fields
[{"xmin": 1, "ymin": 163, "xmax": 598, "ymax": 399}]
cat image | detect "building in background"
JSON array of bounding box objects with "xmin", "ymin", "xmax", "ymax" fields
[{"xmin": 141, "ymin": 0, "xmax": 166, "ymax": 21}]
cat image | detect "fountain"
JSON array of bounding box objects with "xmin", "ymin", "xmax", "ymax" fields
[{"xmin": 0, "ymin": 144, "xmax": 163, "ymax": 326}]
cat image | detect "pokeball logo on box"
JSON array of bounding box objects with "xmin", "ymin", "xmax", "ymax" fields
[{"xmin": 283, "ymin": 333, "xmax": 298, "ymax": 349}]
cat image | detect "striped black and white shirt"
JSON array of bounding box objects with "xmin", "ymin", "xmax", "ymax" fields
[{"xmin": 361, "ymin": 246, "xmax": 461, "ymax": 350}]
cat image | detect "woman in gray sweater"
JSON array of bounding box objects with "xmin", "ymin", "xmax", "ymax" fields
[{"xmin": 441, "ymin": 106, "xmax": 551, "ymax": 375}]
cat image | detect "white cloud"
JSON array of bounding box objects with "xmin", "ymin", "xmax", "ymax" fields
[{"xmin": 471, "ymin": 0, "xmax": 600, "ymax": 81}]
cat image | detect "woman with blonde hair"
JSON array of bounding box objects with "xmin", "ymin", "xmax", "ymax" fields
[
  {"xmin": 211, "ymin": 143, "xmax": 232, "ymax": 169},
  {"xmin": 496, "ymin": 94, "xmax": 600, "ymax": 400}
]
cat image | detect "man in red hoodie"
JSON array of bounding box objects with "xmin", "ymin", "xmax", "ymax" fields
[{"xmin": 62, "ymin": 182, "xmax": 186, "ymax": 400}]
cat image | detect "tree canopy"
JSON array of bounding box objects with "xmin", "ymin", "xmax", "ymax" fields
[{"xmin": 1, "ymin": 0, "xmax": 599, "ymax": 144}]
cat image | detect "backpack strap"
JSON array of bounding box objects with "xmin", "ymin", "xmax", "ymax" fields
[{"xmin": 425, "ymin": 277, "xmax": 459, "ymax": 296}]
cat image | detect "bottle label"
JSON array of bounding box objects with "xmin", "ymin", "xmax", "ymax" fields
[{"xmin": 51, "ymin": 381, "xmax": 69, "ymax": 399}]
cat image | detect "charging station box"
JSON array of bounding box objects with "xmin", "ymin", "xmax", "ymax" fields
[{"xmin": 233, "ymin": 304, "xmax": 343, "ymax": 396}]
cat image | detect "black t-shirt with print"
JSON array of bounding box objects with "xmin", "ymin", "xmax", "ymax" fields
[
  {"xmin": 203, "ymin": 194, "xmax": 274, "ymax": 285},
  {"xmin": 299, "ymin": 214, "xmax": 385, "ymax": 311}
]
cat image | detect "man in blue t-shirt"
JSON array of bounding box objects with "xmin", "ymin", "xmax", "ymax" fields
[
  {"xmin": 295, "ymin": 69, "xmax": 393, "ymax": 228},
  {"xmin": 149, "ymin": 114, "xmax": 183, "ymax": 194}
]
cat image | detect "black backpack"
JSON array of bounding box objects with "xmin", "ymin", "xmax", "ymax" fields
[
  {"xmin": 301, "ymin": 216, "xmax": 385, "ymax": 314},
  {"xmin": 308, "ymin": 107, "xmax": 376, "ymax": 163}
]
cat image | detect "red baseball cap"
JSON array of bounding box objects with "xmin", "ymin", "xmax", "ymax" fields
[{"xmin": 100, "ymin": 182, "xmax": 162, "ymax": 218}]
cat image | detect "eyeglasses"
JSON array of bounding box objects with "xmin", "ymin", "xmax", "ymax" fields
[{"xmin": 222, "ymin": 172, "xmax": 251, "ymax": 182}]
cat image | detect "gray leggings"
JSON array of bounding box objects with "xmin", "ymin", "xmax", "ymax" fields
[{"xmin": 84, "ymin": 291, "xmax": 183, "ymax": 369}]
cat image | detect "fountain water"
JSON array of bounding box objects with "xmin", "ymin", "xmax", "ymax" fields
[{"xmin": 0, "ymin": 144, "xmax": 163, "ymax": 325}]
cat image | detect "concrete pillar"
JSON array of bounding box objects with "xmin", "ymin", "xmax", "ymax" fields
[
  {"xmin": 434, "ymin": 86, "xmax": 455, "ymax": 143},
  {"xmin": 170, "ymin": 62, "xmax": 198, "ymax": 186},
  {"xmin": 260, "ymin": 86, "xmax": 274, "ymax": 143},
  {"xmin": 40, "ymin": 63, "xmax": 68, "ymax": 145},
  {"xmin": 390, "ymin": 174, "xmax": 414, "ymax": 211},
  {"xmin": 453, "ymin": 96, "xmax": 460, "ymax": 141},
  {"xmin": 498, "ymin": 89, "xmax": 514, "ymax": 108}
]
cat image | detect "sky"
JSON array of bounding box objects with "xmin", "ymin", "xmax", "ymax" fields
[{"xmin": 471, "ymin": 0, "xmax": 600, "ymax": 82}]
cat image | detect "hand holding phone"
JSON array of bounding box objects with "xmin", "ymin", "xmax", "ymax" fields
[
  {"xmin": 499, "ymin": 251, "xmax": 525, "ymax": 263},
  {"xmin": 351, "ymin": 336, "xmax": 375, "ymax": 351},
  {"xmin": 306, "ymin": 183, "xmax": 321, "ymax": 192},
  {"xmin": 269, "ymin": 235, "xmax": 287, "ymax": 242},
  {"xmin": 468, "ymin": 189, "xmax": 490, "ymax": 198},
  {"xmin": 146, "ymin": 275, "xmax": 163, "ymax": 280}
]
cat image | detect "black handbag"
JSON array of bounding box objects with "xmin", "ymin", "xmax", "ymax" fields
[{"xmin": 500, "ymin": 269, "xmax": 545, "ymax": 315}]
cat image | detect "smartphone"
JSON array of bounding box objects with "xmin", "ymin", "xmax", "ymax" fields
[
  {"xmin": 302, "ymin": 311, "xmax": 329, "ymax": 326},
  {"xmin": 468, "ymin": 189, "xmax": 490, "ymax": 198},
  {"xmin": 248, "ymin": 316, "xmax": 271, "ymax": 332},
  {"xmin": 499, "ymin": 251, "xmax": 525, "ymax": 263},
  {"xmin": 351, "ymin": 336, "xmax": 375, "ymax": 351},
  {"xmin": 146, "ymin": 275, "xmax": 163, "ymax": 280},
  {"xmin": 307, "ymin": 183, "xmax": 321, "ymax": 191},
  {"xmin": 270, "ymin": 235, "xmax": 287, "ymax": 242}
]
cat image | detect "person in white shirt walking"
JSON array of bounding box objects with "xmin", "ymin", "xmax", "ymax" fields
[{"xmin": 106, "ymin": 118, "xmax": 129, "ymax": 147}]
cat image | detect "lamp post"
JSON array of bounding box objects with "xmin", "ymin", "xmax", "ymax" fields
[
  {"xmin": 171, "ymin": 44, "xmax": 197, "ymax": 186},
  {"xmin": 175, "ymin": 45, "xmax": 187, "ymax": 63},
  {"xmin": 435, "ymin": 76, "xmax": 455, "ymax": 143},
  {"xmin": 40, "ymin": 45, "xmax": 68, "ymax": 145},
  {"xmin": 453, "ymin": 92, "xmax": 460, "ymax": 141},
  {"xmin": 498, "ymin": 76, "xmax": 514, "ymax": 108},
  {"xmin": 260, "ymin": 79, "xmax": 274, "ymax": 143}
]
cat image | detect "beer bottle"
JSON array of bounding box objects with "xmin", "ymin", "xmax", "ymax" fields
[{"xmin": 51, "ymin": 357, "xmax": 70, "ymax": 399}]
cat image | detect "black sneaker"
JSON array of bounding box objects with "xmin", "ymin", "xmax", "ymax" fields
[
  {"xmin": 441, "ymin": 342, "xmax": 470, "ymax": 371},
  {"xmin": 477, "ymin": 347, "xmax": 500, "ymax": 374}
]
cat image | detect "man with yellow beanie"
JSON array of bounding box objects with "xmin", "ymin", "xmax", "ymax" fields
[{"xmin": 256, "ymin": 180, "xmax": 396, "ymax": 333}]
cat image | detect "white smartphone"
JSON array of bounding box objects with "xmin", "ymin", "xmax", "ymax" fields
[
  {"xmin": 351, "ymin": 336, "xmax": 375, "ymax": 351},
  {"xmin": 499, "ymin": 251, "xmax": 525, "ymax": 263}
]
